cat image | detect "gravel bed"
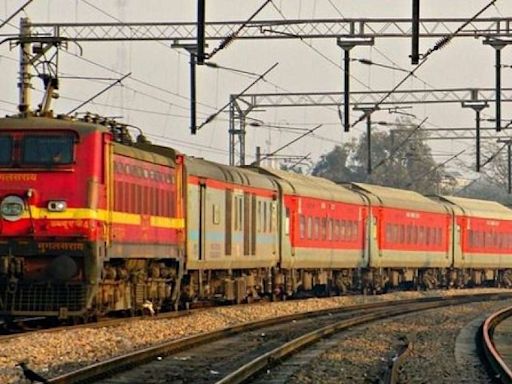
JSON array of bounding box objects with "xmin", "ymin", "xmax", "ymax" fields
[
  {"xmin": 289, "ymin": 297, "xmax": 512, "ymax": 383},
  {"xmin": 1, "ymin": 288, "xmax": 507, "ymax": 383}
]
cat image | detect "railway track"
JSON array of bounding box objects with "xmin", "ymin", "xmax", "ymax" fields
[
  {"xmin": 43, "ymin": 292, "xmax": 511, "ymax": 384},
  {"xmin": 480, "ymin": 305, "xmax": 512, "ymax": 383}
]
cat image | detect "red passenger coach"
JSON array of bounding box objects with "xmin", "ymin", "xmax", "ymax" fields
[
  {"xmin": 350, "ymin": 183, "xmax": 452, "ymax": 291},
  {"xmin": 256, "ymin": 168, "xmax": 368, "ymax": 296},
  {"xmin": 437, "ymin": 196, "xmax": 512, "ymax": 287}
]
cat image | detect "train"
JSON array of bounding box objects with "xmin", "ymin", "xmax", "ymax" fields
[{"xmin": 1, "ymin": 113, "xmax": 512, "ymax": 321}]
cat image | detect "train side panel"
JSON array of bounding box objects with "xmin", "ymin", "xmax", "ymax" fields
[
  {"xmin": 183, "ymin": 158, "xmax": 279, "ymax": 302},
  {"xmin": 437, "ymin": 195, "xmax": 512, "ymax": 286}
]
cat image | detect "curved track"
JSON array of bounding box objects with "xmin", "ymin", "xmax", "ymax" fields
[
  {"xmin": 481, "ymin": 305, "xmax": 512, "ymax": 383},
  {"xmin": 43, "ymin": 293, "xmax": 511, "ymax": 384}
]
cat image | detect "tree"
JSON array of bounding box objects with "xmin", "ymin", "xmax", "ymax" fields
[
  {"xmin": 311, "ymin": 140, "xmax": 359, "ymax": 182},
  {"xmin": 456, "ymin": 142, "xmax": 512, "ymax": 205},
  {"xmin": 312, "ymin": 118, "xmax": 444, "ymax": 194}
]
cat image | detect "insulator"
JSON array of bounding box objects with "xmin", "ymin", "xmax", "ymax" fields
[
  {"xmin": 219, "ymin": 34, "xmax": 236, "ymax": 50},
  {"xmin": 433, "ymin": 36, "xmax": 451, "ymax": 51}
]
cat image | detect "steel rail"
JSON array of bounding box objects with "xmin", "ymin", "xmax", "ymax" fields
[
  {"xmin": 45, "ymin": 293, "xmax": 512, "ymax": 384},
  {"xmin": 214, "ymin": 297, "xmax": 482, "ymax": 384},
  {"xmin": 481, "ymin": 305, "xmax": 512, "ymax": 383}
]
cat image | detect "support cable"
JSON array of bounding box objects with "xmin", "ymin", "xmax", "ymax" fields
[
  {"xmin": 251, "ymin": 124, "xmax": 323, "ymax": 165},
  {"xmin": 197, "ymin": 62, "xmax": 278, "ymax": 130},
  {"xmin": 481, "ymin": 141, "xmax": 509, "ymax": 168},
  {"xmin": 66, "ymin": 72, "xmax": 131, "ymax": 115},
  {"xmin": 373, "ymin": 117, "xmax": 428, "ymax": 171}
]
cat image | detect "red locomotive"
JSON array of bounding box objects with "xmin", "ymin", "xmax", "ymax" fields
[
  {"xmin": 0, "ymin": 116, "xmax": 184, "ymax": 319},
  {"xmin": 1, "ymin": 113, "xmax": 512, "ymax": 321}
]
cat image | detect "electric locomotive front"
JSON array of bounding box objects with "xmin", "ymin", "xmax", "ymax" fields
[{"xmin": 0, "ymin": 116, "xmax": 109, "ymax": 319}]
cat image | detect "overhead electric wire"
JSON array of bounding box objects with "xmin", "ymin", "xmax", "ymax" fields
[
  {"xmin": 350, "ymin": 0, "xmax": 498, "ymax": 130},
  {"xmin": 406, "ymin": 149, "xmax": 466, "ymax": 187},
  {"xmin": 0, "ymin": 0, "xmax": 32, "ymax": 31},
  {"xmin": 326, "ymin": 0, "xmax": 439, "ymax": 92}
]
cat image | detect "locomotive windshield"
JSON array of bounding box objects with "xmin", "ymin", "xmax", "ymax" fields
[
  {"xmin": 0, "ymin": 136, "xmax": 12, "ymax": 165},
  {"xmin": 21, "ymin": 135, "xmax": 74, "ymax": 165}
]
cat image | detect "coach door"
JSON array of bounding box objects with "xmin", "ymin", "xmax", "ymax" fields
[
  {"xmin": 243, "ymin": 193, "xmax": 250, "ymax": 255},
  {"xmin": 198, "ymin": 180, "xmax": 206, "ymax": 261}
]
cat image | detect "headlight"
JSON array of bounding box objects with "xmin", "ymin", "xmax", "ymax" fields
[
  {"xmin": 48, "ymin": 200, "xmax": 67, "ymax": 212},
  {"xmin": 0, "ymin": 196, "xmax": 25, "ymax": 221}
]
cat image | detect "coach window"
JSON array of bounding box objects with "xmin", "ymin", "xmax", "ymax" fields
[
  {"xmin": 476, "ymin": 231, "xmax": 482, "ymax": 247},
  {"xmin": 314, "ymin": 218, "xmax": 320, "ymax": 239},
  {"xmin": 391, "ymin": 224, "xmax": 397, "ymax": 243},
  {"xmin": 270, "ymin": 202, "xmax": 276, "ymax": 232},
  {"xmin": 406, "ymin": 225, "xmax": 412, "ymax": 244},
  {"xmin": 268, "ymin": 202, "xmax": 272, "ymax": 233},
  {"xmin": 327, "ymin": 219, "xmax": 333, "ymax": 241},
  {"xmin": 307, "ymin": 217, "xmax": 312, "ymax": 239},
  {"xmin": 285, "ymin": 207, "xmax": 290, "ymax": 236},
  {"xmin": 486, "ymin": 231, "xmax": 492, "ymax": 247},
  {"xmin": 212, "ymin": 204, "xmax": 220, "ymax": 225},
  {"xmin": 386, "ymin": 224, "xmax": 392, "ymax": 243},
  {"xmin": 417, "ymin": 226, "xmax": 424, "ymax": 244},
  {"xmin": 239, "ymin": 197, "xmax": 244, "ymax": 231},
  {"xmin": 299, "ymin": 215, "xmax": 306, "ymax": 239},
  {"xmin": 345, "ymin": 221, "xmax": 352, "ymax": 241},
  {"xmin": 234, "ymin": 196, "xmax": 239, "ymax": 231},
  {"xmin": 333, "ymin": 220, "xmax": 340, "ymax": 241},
  {"xmin": 0, "ymin": 136, "xmax": 12, "ymax": 165},
  {"xmin": 321, "ymin": 218, "xmax": 327, "ymax": 240},
  {"xmin": 257, "ymin": 201, "xmax": 262, "ymax": 232}
]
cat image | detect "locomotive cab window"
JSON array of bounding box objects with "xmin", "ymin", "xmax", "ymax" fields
[
  {"xmin": 21, "ymin": 135, "xmax": 75, "ymax": 166},
  {"xmin": 0, "ymin": 136, "xmax": 12, "ymax": 165}
]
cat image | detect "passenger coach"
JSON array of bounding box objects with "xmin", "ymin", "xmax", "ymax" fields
[
  {"xmin": 350, "ymin": 183, "xmax": 452, "ymax": 292},
  {"xmin": 437, "ymin": 195, "xmax": 512, "ymax": 287}
]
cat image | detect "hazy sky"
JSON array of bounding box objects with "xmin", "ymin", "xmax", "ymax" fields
[{"xmin": 1, "ymin": 0, "xmax": 511, "ymax": 177}]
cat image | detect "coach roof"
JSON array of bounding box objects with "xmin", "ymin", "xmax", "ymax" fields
[
  {"xmin": 437, "ymin": 195, "xmax": 512, "ymax": 220},
  {"xmin": 185, "ymin": 157, "xmax": 277, "ymax": 190},
  {"xmin": 255, "ymin": 167, "xmax": 365, "ymax": 205},
  {"xmin": 351, "ymin": 183, "xmax": 447, "ymax": 213}
]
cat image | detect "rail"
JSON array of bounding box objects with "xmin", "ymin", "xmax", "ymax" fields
[{"xmin": 481, "ymin": 305, "xmax": 512, "ymax": 383}]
